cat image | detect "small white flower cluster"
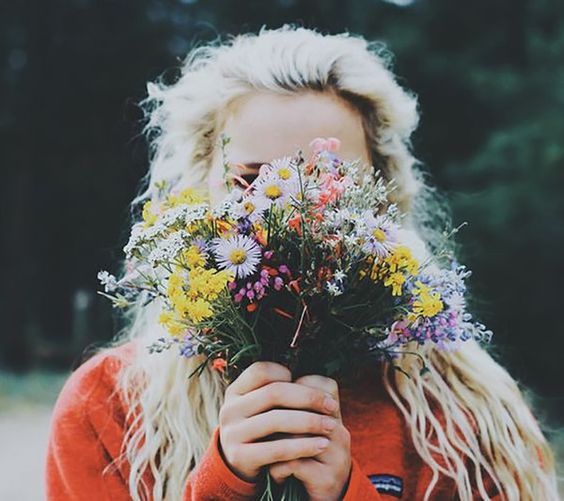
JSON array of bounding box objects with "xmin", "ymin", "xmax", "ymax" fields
[
  {"xmin": 123, "ymin": 203, "xmax": 209, "ymax": 259},
  {"xmin": 97, "ymin": 270, "xmax": 118, "ymax": 292},
  {"xmin": 147, "ymin": 230, "xmax": 189, "ymax": 267},
  {"xmin": 160, "ymin": 203, "xmax": 207, "ymax": 228},
  {"xmin": 212, "ymin": 189, "xmax": 243, "ymax": 218},
  {"xmin": 325, "ymin": 269, "xmax": 347, "ymax": 296}
]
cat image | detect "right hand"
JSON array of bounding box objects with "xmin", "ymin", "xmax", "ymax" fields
[{"xmin": 218, "ymin": 361, "xmax": 341, "ymax": 482}]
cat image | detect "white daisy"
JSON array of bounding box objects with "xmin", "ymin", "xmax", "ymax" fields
[
  {"xmin": 211, "ymin": 234, "xmax": 262, "ymax": 279},
  {"xmin": 359, "ymin": 211, "xmax": 397, "ymax": 257},
  {"xmin": 252, "ymin": 173, "xmax": 293, "ymax": 209},
  {"xmin": 260, "ymin": 156, "xmax": 298, "ymax": 184},
  {"xmin": 231, "ymin": 195, "xmax": 270, "ymax": 223}
]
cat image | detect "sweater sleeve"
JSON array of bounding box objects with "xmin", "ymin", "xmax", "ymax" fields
[
  {"xmin": 45, "ymin": 348, "xmax": 257, "ymax": 501},
  {"xmin": 342, "ymin": 457, "xmax": 383, "ymax": 500},
  {"xmin": 182, "ymin": 426, "xmax": 257, "ymax": 500}
]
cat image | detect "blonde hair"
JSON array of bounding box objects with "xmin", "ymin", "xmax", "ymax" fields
[{"xmin": 99, "ymin": 24, "xmax": 557, "ymax": 500}]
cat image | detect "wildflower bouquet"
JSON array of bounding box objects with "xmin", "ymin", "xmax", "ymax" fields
[{"xmin": 98, "ymin": 136, "xmax": 491, "ymax": 500}]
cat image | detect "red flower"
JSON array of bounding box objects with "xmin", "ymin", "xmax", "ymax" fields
[{"xmin": 212, "ymin": 358, "xmax": 227, "ymax": 372}]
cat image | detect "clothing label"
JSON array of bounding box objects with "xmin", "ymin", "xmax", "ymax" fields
[{"xmin": 368, "ymin": 474, "xmax": 403, "ymax": 498}]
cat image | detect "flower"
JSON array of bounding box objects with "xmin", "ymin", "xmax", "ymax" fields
[
  {"xmin": 147, "ymin": 230, "xmax": 189, "ymax": 267},
  {"xmin": 142, "ymin": 200, "xmax": 158, "ymax": 227},
  {"xmin": 97, "ymin": 270, "xmax": 118, "ymax": 292},
  {"xmin": 182, "ymin": 244, "xmax": 207, "ymax": 268},
  {"xmin": 231, "ymin": 195, "xmax": 270, "ymax": 223},
  {"xmin": 259, "ymin": 156, "xmax": 298, "ymax": 184},
  {"xmin": 359, "ymin": 212, "xmax": 398, "ymax": 257},
  {"xmin": 212, "ymin": 357, "xmax": 227, "ymax": 372},
  {"xmin": 384, "ymin": 272, "xmax": 406, "ymax": 296},
  {"xmin": 165, "ymin": 187, "xmax": 206, "ymax": 208},
  {"xmin": 412, "ymin": 291, "xmax": 444, "ymax": 318},
  {"xmin": 252, "ymin": 172, "xmax": 297, "ymax": 209},
  {"xmin": 211, "ymin": 234, "xmax": 262, "ymax": 279}
]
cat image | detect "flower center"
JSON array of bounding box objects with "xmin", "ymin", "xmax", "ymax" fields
[
  {"xmin": 373, "ymin": 228, "xmax": 386, "ymax": 242},
  {"xmin": 265, "ymin": 185, "xmax": 282, "ymax": 200},
  {"xmin": 229, "ymin": 248, "xmax": 247, "ymax": 265},
  {"xmin": 243, "ymin": 201, "xmax": 255, "ymax": 214},
  {"xmin": 278, "ymin": 168, "xmax": 291, "ymax": 180}
]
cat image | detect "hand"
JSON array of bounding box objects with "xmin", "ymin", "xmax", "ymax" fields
[
  {"xmin": 268, "ymin": 375, "xmax": 352, "ymax": 501},
  {"xmin": 218, "ymin": 361, "xmax": 341, "ymax": 483}
]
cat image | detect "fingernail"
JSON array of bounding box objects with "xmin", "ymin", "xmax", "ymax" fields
[
  {"xmin": 324, "ymin": 397, "xmax": 338, "ymax": 412},
  {"xmin": 317, "ymin": 437, "xmax": 330, "ymax": 450}
]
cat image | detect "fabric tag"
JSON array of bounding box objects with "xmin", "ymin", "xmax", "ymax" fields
[{"xmin": 368, "ymin": 473, "xmax": 403, "ymax": 498}]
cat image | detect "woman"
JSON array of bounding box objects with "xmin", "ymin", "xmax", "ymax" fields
[{"xmin": 45, "ymin": 25, "xmax": 558, "ymax": 500}]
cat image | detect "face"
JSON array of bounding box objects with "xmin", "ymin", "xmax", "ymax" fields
[{"xmin": 206, "ymin": 89, "xmax": 372, "ymax": 206}]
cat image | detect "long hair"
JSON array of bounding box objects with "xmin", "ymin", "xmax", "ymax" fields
[{"xmin": 99, "ymin": 25, "xmax": 557, "ymax": 500}]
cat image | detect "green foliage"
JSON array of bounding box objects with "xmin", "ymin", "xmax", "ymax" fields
[{"xmin": 2, "ymin": 0, "xmax": 562, "ymax": 419}]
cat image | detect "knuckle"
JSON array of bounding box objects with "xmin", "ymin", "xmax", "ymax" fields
[
  {"xmin": 250, "ymin": 361, "xmax": 269, "ymax": 381},
  {"xmin": 312, "ymin": 414, "xmax": 325, "ymax": 432},
  {"xmin": 326, "ymin": 377, "xmax": 339, "ymax": 395},
  {"xmin": 308, "ymin": 388, "xmax": 323, "ymax": 408},
  {"xmin": 271, "ymin": 445, "xmax": 286, "ymax": 463},
  {"xmin": 267, "ymin": 382, "xmax": 283, "ymax": 403}
]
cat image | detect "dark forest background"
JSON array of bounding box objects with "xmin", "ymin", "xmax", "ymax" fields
[{"xmin": 1, "ymin": 0, "xmax": 563, "ymax": 423}]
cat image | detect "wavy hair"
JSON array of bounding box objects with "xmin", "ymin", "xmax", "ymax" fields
[{"xmin": 98, "ymin": 24, "xmax": 557, "ymax": 500}]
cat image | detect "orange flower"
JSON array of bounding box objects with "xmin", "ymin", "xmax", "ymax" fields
[
  {"xmin": 288, "ymin": 213, "xmax": 302, "ymax": 235},
  {"xmin": 212, "ymin": 358, "xmax": 227, "ymax": 372},
  {"xmin": 246, "ymin": 302, "xmax": 258, "ymax": 313},
  {"xmin": 255, "ymin": 228, "xmax": 268, "ymax": 246},
  {"xmin": 216, "ymin": 220, "xmax": 233, "ymax": 235},
  {"xmin": 263, "ymin": 265, "xmax": 279, "ymax": 276}
]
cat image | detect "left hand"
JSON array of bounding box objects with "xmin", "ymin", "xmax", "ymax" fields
[{"xmin": 268, "ymin": 374, "xmax": 352, "ymax": 501}]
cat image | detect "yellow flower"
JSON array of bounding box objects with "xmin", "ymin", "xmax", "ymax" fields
[
  {"xmin": 158, "ymin": 309, "xmax": 186, "ymax": 336},
  {"xmin": 385, "ymin": 246, "xmax": 419, "ymax": 276},
  {"xmin": 412, "ymin": 280, "xmax": 431, "ymax": 296},
  {"xmin": 166, "ymin": 187, "xmax": 206, "ymax": 207},
  {"xmin": 412, "ymin": 291, "xmax": 444, "ymax": 317},
  {"xmin": 142, "ymin": 200, "xmax": 158, "ymax": 227},
  {"xmin": 384, "ymin": 272, "xmax": 406, "ymax": 296},
  {"xmin": 185, "ymin": 298, "xmax": 213, "ymax": 323},
  {"xmin": 167, "ymin": 270, "xmax": 185, "ymax": 297},
  {"xmin": 159, "ymin": 310, "xmax": 174, "ymax": 325},
  {"xmin": 183, "ymin": 245, "xmax": 206, "ymax": 268}
]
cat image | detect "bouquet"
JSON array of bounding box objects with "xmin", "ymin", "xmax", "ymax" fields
[{"xmin": 98, "ymin": 136, "xmax": 492, "ymax": 499}]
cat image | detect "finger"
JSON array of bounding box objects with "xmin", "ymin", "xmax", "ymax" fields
[
  {"xmin": 235, "ymin": 409, "xmax": 338, "ymax": 442},
  {"xmin": 230, "ymin": 381, "xmax": 338, "ymax": 418},
  {"xmin": 294, "ymin": 375, "xmax": 341, "ymax": 419},
  {"xmin": 242, "ymin": 436, "xmax": 330, "ymax": 470},
  {"xmin": 269, "ymin": 458, "xmax": 321, "ymax": 485},
  {"xmin": 228, "ymin": 361, "xmax": 291, "ymax": 396}
]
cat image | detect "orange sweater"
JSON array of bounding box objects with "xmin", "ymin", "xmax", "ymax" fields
[{"xmin": 45, "ymin": 341, "xmax": 500, "ymax": 500}]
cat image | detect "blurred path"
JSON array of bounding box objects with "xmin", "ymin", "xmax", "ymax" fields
[
  {"xmin": 0, "ymin": 371, "xmax": 67, "ymax": 501},
  {"xmin": 0, "ymin": 406, "xmax": 53, "ymax": 500}
]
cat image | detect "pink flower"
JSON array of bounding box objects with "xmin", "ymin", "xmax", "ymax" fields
[{"xmin": 309, "ymin": 137, "xmax": 341, "ymax": 153}]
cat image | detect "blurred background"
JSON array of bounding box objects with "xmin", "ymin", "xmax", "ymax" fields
[{"xmin": 1, "ymin": 0, "xmax": 563, "ymax": 498}]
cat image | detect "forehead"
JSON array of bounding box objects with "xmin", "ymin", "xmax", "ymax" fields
[{"xmin": 220, "ymin": 90, "xmax": 370, "ymax": 164}]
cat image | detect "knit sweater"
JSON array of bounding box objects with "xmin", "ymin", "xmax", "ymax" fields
[{"xmin": 45, "ymin": 341, "xmax": 500, "ymax": 500}]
